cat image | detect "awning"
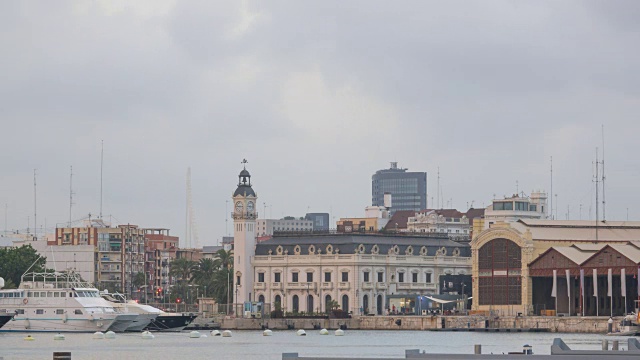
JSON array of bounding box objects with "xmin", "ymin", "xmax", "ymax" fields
[{"xmin": 424, "ymin": 296, "xmax": 472, "ymax": 304}]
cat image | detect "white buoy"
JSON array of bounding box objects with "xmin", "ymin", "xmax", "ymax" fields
[
  {"xmin": 105, "ymin": 331, "xmax": 116, "ymax": 339},
  {"xmin": 335, "ymin": 329, "xmax": 344, "ymax": 336},
  {"xmin": 296, "ymin": 329, "xmax": 307, "ymax": 336},
  {"xmin": 189, "ymin": 331, "xmax": 201, "ymax": 338},
  {"xmin": 53, "ymin": 333, "xmax": 65, "ymax": 340},
  {"xmin": 141, "ymin": 331, "xmax": 155, "ymax": 340},
  {"xmin": 222, "ymin": 330, "xmax": 232, "ymax": 337},
  {"xmin": 211, "ymin": 330, "xmax": 221, "ymax": 336},
  {"xmin": 93, "ymin": 332, "xmax": 105, "ymax": 339},
  {"xmin": 319, "ymin": 328, "xmax": 329, "ymax": 335},
  {"xmin": 201, "ymin": 334, "xmax": 207, "ymax": 338},
  {"xmin": 263, "ymin": 329, "xmax": 273, "ymax": 336}
]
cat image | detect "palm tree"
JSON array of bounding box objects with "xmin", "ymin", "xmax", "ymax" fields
[
  {"xmin": 212, "ymin": 249, "xmax": 233, "ymax": 270},
  {"xmin": 169, "ymin": 258, "xmax": 196, "ymax": 285}
]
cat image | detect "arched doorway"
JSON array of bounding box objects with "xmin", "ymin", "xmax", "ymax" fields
[
  {"xmin": 362, "ymin": 294, "xmax": 369, "ymax": 314},
  {"xmin": 274, "ymin": 295, "xmax": 282, "ymax": 311},
  {"xmin": 325, "ymin": 295, "xmax": 332, "ymax": 312},
  {"xmin": 307, "ymin": 295, "xmax": 314, "ymax": 313},
  {"xmin": 292, "ymin": 295, "xmax": 299, "ymax": 313},
  {"xmin": 478, "ymin": 238, "xmax": 522, "ymax": 306},
  {"xmin": 377, "ymin": 295, "xmax": 383, "ymax": 315},
  {"xmin": 342, "ymin": 294, "xmax": 349, "ymax": 312},
  {"xmin": 258, "ymin": 294, "xmax": 265, "ymax": 303}
]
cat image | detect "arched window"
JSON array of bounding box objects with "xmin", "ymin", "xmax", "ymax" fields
[
  {"xmin": 274, "ymin": 295, "xmax": 281, "ymax": 308},
  {"xmin": 362, "ymin": 294, "xmax": 369, "ymax": 314},
  {"xmin": 307, "ymin": 295, "xmax": 314, "ymax": 313},
  {"xmin": 325, "ymin": 295, "xmax": 332, "ymax": 312},
  {"xmin": 292, "ymin": 295, "xmax": 299, "ymax": 313},
  {"xmin": 478, "ymin": 238, "xmax": 522, "ymax": 305},
  {"xmin": 341, "ymin": 294, "xmax": 349, "ymax": 312},
  {"xmin": 376, "ymin": 295, "xmax": 383, "ymax": 315},
  {"xmin": 258, "ymin": 294, "xmax": 265, "ymax": 303}
]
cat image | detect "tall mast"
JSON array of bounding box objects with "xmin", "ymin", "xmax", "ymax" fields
[
  {"xmin": 602, "ymin": 125, "xmax": 606, "ymax": 221},
  {"xmin": 33, "ymin": 169, "xmax": 37, "ymax": 240},
  {"xmin": 595, "ymin": 148, "xmax": 599, "ymax": 241},
  {"xmin": 185, "ymin": 167, "xmax": 191, "ymax": 248},
  {"xmin": 550, "ymin": 157, "xmax": 553, "ymax": 219},
  {"xmin": 69, "ymin": 166, "xmax": 74, "ymax": 227},
  {"xmin": 436, "ymin": 167, "xmax": 440, "ymax": 209},
  {"xmin": 100, "ymin": 140, "xmax": 104, "ymax": 219}
]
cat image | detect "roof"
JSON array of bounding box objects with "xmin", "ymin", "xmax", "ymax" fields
[
  {"xmin": 202, "ymin": 245, "xmax": 223, "ymax": 254},
  {"xmin": 465, "ymin": 208, "xmax": 485, "ymax": 220},
  {"xmin": 553, "ymin": 246, "xmax": 599, "ymax": 265},
  {"xmin": 383, "ymin": 210, "xmax": 416, "ymax": 231},
  {"xmin": 255, "ymin": 233, "xmax": 470, "ymax": 257},
  {"xmin": 233, "ymin": 184, "xmax": 256, "ymax": 197},
  {"xmin": 511, "ymin": 219, "xmax": 640, "ymax": 242},
  {"xmin": 608, "ymin": 243, "xmax": 640, "ymax": 263}
]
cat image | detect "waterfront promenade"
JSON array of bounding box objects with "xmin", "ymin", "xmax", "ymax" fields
[{"xmin": 213, "ymin": 315, "xmax": 618, "ymax": 333}]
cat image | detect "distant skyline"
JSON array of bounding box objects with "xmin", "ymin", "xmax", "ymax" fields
[{"xmin": 2, "ymin": 1, "xmax": 640, "ymax": 245}]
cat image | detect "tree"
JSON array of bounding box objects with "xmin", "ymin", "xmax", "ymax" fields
[
  {"xmin": 132, "ymin": 272, "xmax": 146, "ymax": 288},
  {"xmin": 209, "ymin": 266, "xmax": 233, "ymax": 305},
  {"xmin": 169, "ymin": 258, "xmax": 196, "ymax": 284},
  {"xmin": 0, "ymin": 245, "xmax": 46, "ymax": 287},
  {"xmin": 212, "ymin": 249, "xmax": 233, "ymax": 270}
]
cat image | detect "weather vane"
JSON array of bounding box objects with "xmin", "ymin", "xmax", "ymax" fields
[{"xmin": 241, "ymin": 158, "xmax": 248, "ymax": 169}]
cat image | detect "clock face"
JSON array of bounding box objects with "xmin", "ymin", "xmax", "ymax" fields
[
  {"xmin": 235, "ymin": 201, "xmax": 243, "ymax": 213},
  {"xmin": 247, "ymin": 201, "xmax": 255, "ymax": 212}
]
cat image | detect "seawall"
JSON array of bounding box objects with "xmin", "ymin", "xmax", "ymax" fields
[{"xmin": 217, "ymin": 315, "xmax": 619, "ymax": 333}]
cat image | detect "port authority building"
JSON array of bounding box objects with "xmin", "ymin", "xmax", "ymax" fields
[{"xmin": 472, "ymin": 219, "xmax": 640, "ymax": 316}]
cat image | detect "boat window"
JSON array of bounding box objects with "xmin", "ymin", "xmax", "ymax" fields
[
  {"xmin": 26, "ymin": 292, "xmax": 31, "ymax": 297},
  {"xmin": 40, "ymin": 292, "xmax": 46, "ymax": 297},
  {"xmin": 0, "ymin": 294, "xmax": 3, "ymax": 298},
  {"xmin": 36, "ymin": 309, "xmax": 44, "ymax": 314},
  {"xmin": 47, "ymin": 292, "xmax": 53, "ymax": 297},
  {"xmin": 7, "ymin": 293, "xmax": 13, "ymax": 298},
  {"xmin": 53, "ymin": 292, "xmax": 59, "ymax": 298},
  {"xmin": 61, "ymin": 292, "xmax": 66, "ymax": 297},
  {"xmin": 33, "ymin": 292, "xmax": 39, "ymax": 298},
  {"xmin": 74, "ymin": 309, "xmax": 83, "ymax": 315},
  {"xmin": 56, "ymin": 309, "xmax": 64, "ymax": 314},
  {"xmin": 15, "ymin": 309, "xmax": 24, "ymax": 314}
]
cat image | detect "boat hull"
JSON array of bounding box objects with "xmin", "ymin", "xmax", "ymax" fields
[
  {"xmin": 144, "ymin": 314, "xmax": 198, "ymax": 332},
  {"xmin": 107, "ymin": 314, "xmax": 138, "ymax": 332},
  {"xmin": 125, "ymin": 313, "xmax": 157, "ymax": 332},
  {"xmin": 0, "ymin": 316, "xmax": 116, "ymax": 333}
]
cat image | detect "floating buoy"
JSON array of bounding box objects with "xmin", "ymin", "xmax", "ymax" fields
[
  {"xmin": 319, "ymin": 328, "xmax": 329, "ymax": 335},
  {"xmin": 53, "ymin": 333, "xmax": 65, "ymax": 341},
  {"xmin": 23, "ymin": 335, "xmax": 35, "ymax": 341},
  {"xmin": 93, "ymin": 332, "xmax": 105, "ymax": 339},
  {"xmin": 263, "ymin": 329, "xmax": 273, "ymax": 336},
  {"xmin": 296, "ymin": 329, "xmax": 306, "ymax": 336},
  {"xmin": 200, "ymin": 334, "xmax": 207, "ymax": 338},
  {"xmin": 141, "ymin": 331, "xmax": 155, "ymax": 340},
  {"xmin": 335, "ymin": 329, "xmax": 344, "ymax": 336},
  {"xmin": 189, "ymin": 331, "xmax": 201, "ymax": 338},
  {"xmin": 211, "ymin": 330, "xmax": 221, "ymax": 336},
  {"xmin": 222, "ymin": 330, "xmax": 232, "ymax": 337},
  {"xmin": 105, "ymin": 331, "xmax": 116, "ymax": 339}
]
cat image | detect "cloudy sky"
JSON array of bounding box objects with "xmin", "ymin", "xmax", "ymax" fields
[{"xmin": 2, "ymin": 1, "xmax": 639, "ymax": 246}]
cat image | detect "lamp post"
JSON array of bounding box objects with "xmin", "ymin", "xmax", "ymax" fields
[
  {"xmin": 461, "ymin": 282, "xmax": 466, "ymax": 313},
  {"xmin": 306, "ymin": 282, "xmax": 310, "ymax": 313}
]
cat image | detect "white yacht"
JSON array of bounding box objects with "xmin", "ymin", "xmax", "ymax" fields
[
  {"xmin": 100, "ymin": 292, "xmax": 159, "ymax": 332},
  {"xmin": 0, "ymin": 272, "xmax": 127, "ymax": 332}
]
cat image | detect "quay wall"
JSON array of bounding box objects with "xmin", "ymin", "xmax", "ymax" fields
[{"xmin": 218, "ymin": 315, "xmax": 617, "ymax": 333}]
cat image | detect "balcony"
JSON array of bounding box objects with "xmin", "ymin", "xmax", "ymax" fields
[
  {"xmin": 271, "ymin": 282, "xmax": 282, "ymax": 290},
  {"xmin": 338, "ymin": 282, "xmax": 350, "ymax": 290},
  {"xmin": 361, "ymin": 282, "xmax": 373, "ymax": 290},
  {"xmin": 376, "ymin": 282, "xmax": 388, "ymax": 290},
  {"xmin": 321, "ymin": 282, "xmax": 333, "ymax": 290},
  {"xmin": 254, "ymin": 282, "xmax": 266, "ymax": 290},
  {"xmin": 397, "ymin": 283, "xmax": 436, "ymax": 291},
  {"xmin": 286, "ymin": 282, "xmax": 316, "ymax": 291}
]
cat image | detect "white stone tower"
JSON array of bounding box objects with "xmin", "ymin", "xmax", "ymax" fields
[{"xmin": 232, "ymin": 160, "xmax": 257, "ymax": 307}]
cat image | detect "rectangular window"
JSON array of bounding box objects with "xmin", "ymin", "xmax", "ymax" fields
[
  {"xmin": 36, "ymin": 309, "xmax": 44, "ymax": 315},
  {"xmin": 306, "ymin": 272, "xmax": 313, "ymax": 282},
  {"xmin": 398, "ymin": 273, "xmax": 404, "ymax": 283},
  {"xmin": 426, "ymin": 273, "xmax": 432, "ymax": 283},
  {"xmin": 56, "ymin": 309, "xmax": 64, "ymax": 315},
  {"xmin": 341, "ymin": 272, "xmax": 348, "ymax": 282},
  {"xmin": 258, "ymin": 273, "xmax": 265, "ymax": 283},
  {"xmin": 53, "ymin": 292, "xmax": 59, "ymax": 298},
  {"xmin": 16, "ymin": 309, "xmax": 24, "ymax": 314},
  {"xmin": 412, "ymin": 273, "xmax": 418, "ymax": 283},
  {"xmin": 74, "ymin": 309, "xmax": 83, "ymax": 315},
  {"xmin": 292, "ymin": 272, "xmax": 299, "ymax": 283},
  {"xmin": 377, "ymin": 272, "xmax": 383, "ymax": 282},
  {"xmin": 363, "ymin": 272, "xmax": 370, "ymax": 282},
  {"xmin": 324, "ymin": 272, "xmax": 331, "ymax": 282},
  {"xmin": 274, "ymin": 273, "xmax": 281, "ymax": 283}
]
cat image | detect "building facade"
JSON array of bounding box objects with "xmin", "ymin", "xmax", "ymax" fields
[
  {"xmin": 482, "ymin": 192, "xmax": 548, "ymax": 229},
  {"xmin": 252, "ymin": 233, "xmax": 471, "ymax": 315},
  {"xmin": 257, "ymin": 218, "xmax": 313, "ymax": 237},
  {"xmin": 305, "ymin": 213, "xmax": 330, "ymax": 231},
  {"xmin": 372, "ymin": 162, "xmax": 427, "ymax": 214}
]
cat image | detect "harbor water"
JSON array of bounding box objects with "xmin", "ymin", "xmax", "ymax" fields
[{"xmin": 0, "ymin": 330, "xmax": 630, "ymax": 359}]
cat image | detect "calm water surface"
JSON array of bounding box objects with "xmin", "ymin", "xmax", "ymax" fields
[{"xmin": 0, "ymin": 330, "xmax": 628, "ymax": 360}]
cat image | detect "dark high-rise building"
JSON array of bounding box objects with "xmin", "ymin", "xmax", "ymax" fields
[
  {"xmin": 372, "ymin": 162, "xmax": 427, "ymax": 214},
  {"xmin": 305, "ymin": 213, "xmax": 330, "ymax": 231}
]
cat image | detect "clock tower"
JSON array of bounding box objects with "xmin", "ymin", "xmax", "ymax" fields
[{"xmin": 232, "ymin": 160, "xmax": 257, "ymax": 308}]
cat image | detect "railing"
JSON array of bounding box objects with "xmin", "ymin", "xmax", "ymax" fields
[
  {"xmin": 338, "ymin": 282, "xmax": 350, "ymax": 290},
  {"xmin": 397, "ymin": 282, "xmax": 436, "ymax": 290},
  {"xmin": 286, "ymin": 282, "xmax": 316, "ymax": 290},
  {"xmin": 321, "ymin": 282, "xmax": 333, "ymax": 290},
  {"xmin": 362, "ymin": 282, "xmax": 373, "ymax": 290},
  {"xmin": 254, "ymin": 282, "xmax": 266, "ymax": 290},
  {"xmin": 271, "ymin": 282, "xmax": 282, "ymax": 290},
  {"xmin": 376, "ymin": 283, "xmax": 387, "ymax": 290}
]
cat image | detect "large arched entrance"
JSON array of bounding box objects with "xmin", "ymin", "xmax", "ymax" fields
[
  {"xmin": 341, "ymin": 294, "xmax": 349, "ymax": 312},
  {"xmin": 292, "ymin": 295, "xmax": 299, "ymax": 313},
  {"xmin": 478, "ymin": 238, "xmax": 522, "ymax": 306},
  {"xmin": 362, "ymin": 294, "xmax": 369, "ymax": 314},
  {"xmin": 258, "ymin": 294, "xmax": 265, "ymax": 303},
  {"xmin": 376, "ymin": 295, "xmax": 383, "ymax": 315}
]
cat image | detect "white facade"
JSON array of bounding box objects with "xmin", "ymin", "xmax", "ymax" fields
[
  {"xmin": 12, "ymin": 239, "xmax": 95, "ymax": 284},
  {"xmin": 232, "ymin": 168, "xmax": 258, "ymax": 306},
  {"xmin": 406, "ymin": 211, "xmax": 470, "ymax": 241},
  {"xmin": 256, "ymin": 219, "xmax": 313, "ymax": 237},
  {"xmin": 484, "ymin": 192, "xmax": 548, "ymax": 229},
  {"xmin": 252, "ymin": 236, "xmax": 471, "ymax": 315}
]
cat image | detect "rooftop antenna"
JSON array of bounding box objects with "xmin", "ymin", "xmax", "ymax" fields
[
  {"xmin": 550, "ymin": 156, "xmax": 553, "ymax": 220},
  {"xmin": 226, "ymin": 200, "xmax": 229, "ymax": 236},
  {"xmin": 594, "ymin": 147, "xmax": 600, "ymax": 241},
  {"xmin": 602, "ymin": 125, "xmax": 606, "ymax": 221},
  {"xmin": 100, "ymin": 140, "xmax": 104, "ymax": 219},
  {"xmin": 33, "ymin": 169, "xmax": 37, "ymax": 240},
  {"xmin": 436, "ymin": 167, "xmax": 440, "ymax": 209},
  {"xmin": 185, "ymin": 167, "xmax": 199, "ymax": 248},
  {"xmin": 185, "ymin": 167, "xmax": 191, "ymax": 248},
  {"xmin": 4, "ymin": 203, "xmax": 7, "ymax": 235},
  {"xmin": 69, "ymin": 166, "xmax": 75, "ymax": 227},
  {"xmin": 516, "ymin": 180, "xmax": 519, "ymax": 195}
]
